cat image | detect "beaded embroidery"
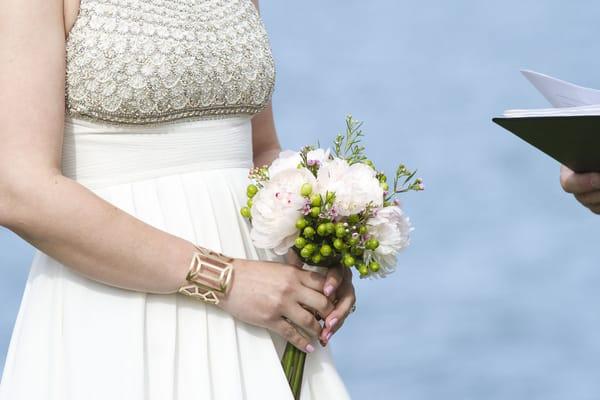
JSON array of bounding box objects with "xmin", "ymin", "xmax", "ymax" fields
[{"xmin": 65, "ymin": 0, "xmax": 276, "ymax": 125}]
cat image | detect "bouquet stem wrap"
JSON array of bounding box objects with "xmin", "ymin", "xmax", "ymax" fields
[{"xmin": 281, "ymin": 263, "xmax": 328, "ymax": 400}]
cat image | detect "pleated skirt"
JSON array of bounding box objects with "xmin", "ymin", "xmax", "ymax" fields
[{"xmin": 0, "ymin": 116, "xmax": 351, "ymax": 400}]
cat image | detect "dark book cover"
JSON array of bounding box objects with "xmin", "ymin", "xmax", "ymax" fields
[{"xmin": 493, "ymin": 115, "xmax": 600, "ymax": 173}]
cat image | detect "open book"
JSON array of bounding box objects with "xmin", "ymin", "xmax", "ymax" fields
[{"xmin": 493, "ymin": 70, "xmax": 600, "ymax": 172}]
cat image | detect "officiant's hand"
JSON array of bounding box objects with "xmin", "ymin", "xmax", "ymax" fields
[
  {"xmin": 215, "ymin": 258, "xmax": 335, "ymax": 353},
  {"xmin": 560, "ymin": 165, "xmax": 600, "ymax": 213}
]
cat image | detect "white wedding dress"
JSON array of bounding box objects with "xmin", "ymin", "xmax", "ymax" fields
[{"xmin": 0, "ymin": 0, "xmax": 351, "ymax": 399}]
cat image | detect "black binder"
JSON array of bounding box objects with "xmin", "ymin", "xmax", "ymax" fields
[{"xmin": 493, "ymin": 115, "xmax": 600, "ymax": 173}]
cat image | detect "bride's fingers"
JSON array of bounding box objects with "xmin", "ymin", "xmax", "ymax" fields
[
  {"xmin": 297, "ymin": 269, "xmax": 327, "ymax": 292},
  {"xmin": 323, "ymin": 265, "xmax": 344, "ymax": 299},
  {"xmin": 320, "ymin": 279, "xmax": 355, "ymax": 344},
  {"xmin": 284, "ymin": 303, "xmax": 323, "ymax": 339},
  {"xmin": 272, "ymin": 318, "xmax": 315, "ymax": 353},
  {"xmin": 295, "ymin": 286, "xmax": 335, "ymax": 318}
]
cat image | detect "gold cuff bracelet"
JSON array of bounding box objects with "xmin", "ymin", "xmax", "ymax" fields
[{"xmin": 177, "ymin": 244, "xmax": 234, "ymax": 305}]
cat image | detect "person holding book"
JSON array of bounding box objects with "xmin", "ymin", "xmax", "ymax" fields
[{"xmin": 560, "ymin": 166, "xmax": 600, "ymax": 214}]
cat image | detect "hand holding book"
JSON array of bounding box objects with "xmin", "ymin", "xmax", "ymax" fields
[
  {"xmin": 494, "ymin": 70, "xmax": 600, "ymax": 213},
  {"xmin": 494, "ymin": 70, "xmax": 600, "ymax": 173}
]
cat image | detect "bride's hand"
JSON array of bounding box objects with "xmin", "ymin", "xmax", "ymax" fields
[
  {"xmin": 319, "ymin": 264, "xmax": 355, "ymax": 346},
  {"xmin": 286, "ymin": 251, "xmax": 357, "ymax": 347},
  {"xmin": 215, "ymin": 258, "xmax": 335, "ymax": 353}
]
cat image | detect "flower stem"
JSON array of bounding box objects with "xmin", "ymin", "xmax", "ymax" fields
[
  {"xmin": 282, "ymin": 342, "xmax": 306, "ymax": 399},
  {"xmin": 291, "ymin": 350, "xmax": 307, "ymax": 399},
  {"xmin": 281, "ymin": 342, "xmax": 295, "ymax": 381}
]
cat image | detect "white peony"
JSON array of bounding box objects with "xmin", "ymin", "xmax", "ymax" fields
[
  {"xmin": 316, "ymin": 158, "xmax": 383, "ymax": 216},
  {"xmin": 364, "ymin": 205, "xmax": 413, "ymax": 278},
  {"xmin": 268, "ymin": 150, "xmax": 302, "ymax": 179},
  {"xmin": 250, "ymin": 167, "xmax": 315, "ymax": 255}
]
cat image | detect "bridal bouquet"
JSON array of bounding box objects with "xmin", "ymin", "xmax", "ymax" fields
[{"xmin": 240, "ymin": 115, "xmax": 423, "ymax": 398}]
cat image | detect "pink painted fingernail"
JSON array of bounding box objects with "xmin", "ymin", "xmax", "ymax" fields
[
  {"xmin": 327, "ymin": 318, "xmax": 338, "ymax": 329},
  {"xmin": 306, "ymin": 344, "xmax": 315, "ymax": 353},
  {"xmin": 324, "ymin": 284, "xmax": 334, "ymax": 296},
  {"xmin": 326, "ymin": 332, "xmax": 332, "ymax": 341}
]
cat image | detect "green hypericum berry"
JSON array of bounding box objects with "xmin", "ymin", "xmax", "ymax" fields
[
  {"xmin": 295, "ymin": 218, "xmax": 307, "ymax": 230},
  {"xmin": 303, "ymin": 226, "xmax": 315, "ymax": 238},
  {"xmin": 369, "ymin": 261, "xmax": 381, "ymax": 272},
  {"xmin": 311, "ymin": 253, "xmax": 322, "ymax": 264},
  {"xmin": 317, "ymin": 223, "xmax": 328, "ymax": 236},
  {"xmin": 358, "ymin": 225, "xmax": 367, "ymax": 234},
  {"xmin": 240, "ymin": 207, "xmax": 251, "ymax": 218},
  {"xmin": 348, "ymin": 237, "xmax": 359, "ymax": 246},
  {"xmin": 366, "ymin": 238, "xmax": 379, "ymax": 250},
  {"xmin": 358, "ymin": 264, "xmax": 369, "ymax": 276},
  {"xmin": 304, "ymin": 243, "xmax": 315, "ymax": 252},
  {"xmin": 246, "ymin": 184, "xmax": 258, "ymax": 198},
  {"xmin": 295, "ymin": 237, "xmax": 307, "ymax": 249},
  {"xmin": 300, "ymin": 246, "xmax": 313, "ymax": 259},
  {"xmin": 320, "ymin": 244, "xmax": 332, "ymax": 257},
  {"xmin": 333, "ymin": 238, "xmax": 344, "ymax": 250},
  {"xmin": 343, "ymin": 255, "xmax": 356, "ymax": 267},
  {"xmin": 381, "ymin": 182, "xmax": 389, "ymax": 191},
  {"xmin": 246, "ymin": 198, "xmax": 253, "ymax": 208},
  {"xmin": 326, "ymin": 222, "xmax": 335, "ymax": 234},
  {"xmin": 310, "ymin": 194, "xmax": 322, "ymax": 207},
  {"xmin": 326, "ymin": 192, "xmax": 335, "ymax": 204},
  {"xmin": 351, "ymin": 246, "xmax": 363, "ymax": 256},
  {"xmin": 300, "ymin": 183, "xmax": 313, "ymax": 196},
  {"xmin": 310, "ymin": 207, "xmax": 320, "ymax": 218},
  {"xmin": 335, "ymin": 226, "xmax": 346, "ymax": 238}
]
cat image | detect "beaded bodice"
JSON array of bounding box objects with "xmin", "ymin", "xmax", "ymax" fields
[{"xmin": 65, "ymin": 0, "xmax": 276, "ymax": 125}]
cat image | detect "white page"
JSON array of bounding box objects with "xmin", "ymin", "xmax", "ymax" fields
[
  {"xmin": 521, "ymin": 69, "xmax": 600, "ymax": 107},
  {"xmin": 503, "ymin": 104, "xmax": 600, "ymax": 118}
]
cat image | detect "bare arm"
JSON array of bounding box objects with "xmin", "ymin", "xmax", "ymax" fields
[
  {"xmin": 249, "ymin": 1, "xmax": 282, "ymax": 167},
  {"xmin": 0, "ymin": 0, "xmax": 196, "ymax": 294},
  {"xmin": 252, "ymin": 102, "xmax": 282, "ymax": 167}
]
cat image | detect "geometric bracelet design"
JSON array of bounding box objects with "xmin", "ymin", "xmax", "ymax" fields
[{"xmin": 177, "ymin": 244, "xmax": 234, "ymax": 306}]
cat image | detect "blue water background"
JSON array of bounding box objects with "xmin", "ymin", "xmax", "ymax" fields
[{"xmin": 2, "ymin": 1, "xmax": 600, "ymax": 398}]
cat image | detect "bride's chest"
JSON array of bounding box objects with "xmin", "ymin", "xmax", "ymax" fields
[{"xmin": 65, "ymin": 0, "xmax": 275, "ymax": 125}]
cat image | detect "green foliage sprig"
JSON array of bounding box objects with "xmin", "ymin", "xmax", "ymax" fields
[{"xmin": 333, "ymin": 115, "xmax": 368, "ymax": 165}]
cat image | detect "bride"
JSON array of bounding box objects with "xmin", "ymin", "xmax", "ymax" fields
[{"xmin": 0, "ymin": 0, "xmax": 355, "ymax": 398}]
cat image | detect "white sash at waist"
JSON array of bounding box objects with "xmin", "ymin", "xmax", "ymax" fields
[{"xmin": 61, "ymin": 116, "xmax": 254, "ymax": 189}]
